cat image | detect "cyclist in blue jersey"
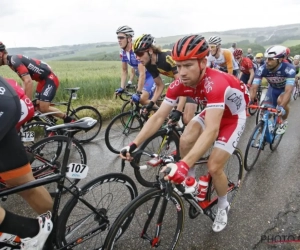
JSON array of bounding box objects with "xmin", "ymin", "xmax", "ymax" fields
[
  {"xmin": 115, "ymin": 25, "xmax": 155, "ymax": 106},
  {"xmin": 250, "ymin": 45, "xmax": 296, "ymax": 134}
]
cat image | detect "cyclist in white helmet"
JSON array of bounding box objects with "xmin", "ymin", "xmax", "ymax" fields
[
  {"xmin": 115, "ymin": 25, "xmax": 155, "ymax": 106},
  {"xmin": 207, "ymin": 36, "xmax": 239, "ymax": 76}
]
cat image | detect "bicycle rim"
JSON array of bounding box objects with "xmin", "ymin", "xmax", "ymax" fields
[
  {"xmin": 104, "ymin": 188, "xmax": 184, "ymax": 250},
  {"xmin": 56, "ymin": 173, "xmax": 138, "ymax": 250},
  {"xmin": 244, "ymin": 121, "xmax": 264, "ymax": 171}
]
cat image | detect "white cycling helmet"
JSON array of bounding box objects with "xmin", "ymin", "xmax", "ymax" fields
[
  {"xmin": 264, "ymin": 45, "xmax": 286, "ymax": 59},
  {"xmin": 294, "ymin": 55, "xmax": 300, "ymax": 60},
  {"xmin": 116, "ymin": 25, "xmax": 134, "ymax": 37},
  {"xmin": 208, "ymin": 36, "xmax": 222, "ymax": 45}
]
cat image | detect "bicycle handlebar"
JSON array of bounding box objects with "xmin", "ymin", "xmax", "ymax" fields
[{"xmin": 248, "ymin": 104, "xmax": 279, "ymax": 113}]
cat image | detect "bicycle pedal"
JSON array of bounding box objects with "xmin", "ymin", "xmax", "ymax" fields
[{"xmin": 188, "ymin": 205, "xmax": 201, "ymax": 219}]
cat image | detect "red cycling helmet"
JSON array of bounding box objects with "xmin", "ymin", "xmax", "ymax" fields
[
  {"xmin": 171, "ymin": 35, "xmax": 210, "ymax": 61},
  {"xmin": 233, "ymin": 48, "xmax": 243, "ymax": 58},
  {"xmin": 286, "ymin": 47, "xmax": 290, "ymax": 56}
]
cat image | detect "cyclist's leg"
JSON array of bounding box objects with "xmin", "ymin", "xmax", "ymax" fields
[
  {"xmin": 209, "ymin": 115, "xmax": 246, "ymax": 232},
  {"xmin": 140, "ymin": 75, "xmax": 157, "ymax": 106},
  {"xmin": 182, "ymin": 97, "xmax": 197, "ymax": 125},
  {"xmin": 1, "ymin": 127, "xmax": 53, "ymax": 214}
]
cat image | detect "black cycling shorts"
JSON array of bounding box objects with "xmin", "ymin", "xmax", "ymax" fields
[{"xmin": 0, "ymin": 77, "xmax": 31, "ymax": 180}]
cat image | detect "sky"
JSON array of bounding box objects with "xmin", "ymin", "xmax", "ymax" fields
[{"xmin": 1, "ymin": 0, "xmax": 300, "ymax": 48}]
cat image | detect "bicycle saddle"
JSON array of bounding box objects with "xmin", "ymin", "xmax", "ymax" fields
[
  {"xmin": 65, "ymin": 87, "xmax": 80, "ymax": 92},
  {"xmin": 46, "ymin": 117, "xmax": 97, "ymax": 131}
]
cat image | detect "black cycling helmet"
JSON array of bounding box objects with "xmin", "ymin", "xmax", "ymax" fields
[
  {"xmin": 133, "ymin": 34, "xmax": 155, "ymax": 53},
  {"xmin": 0, "ymin": 42, "xmax": 6, "ymax": 51}
]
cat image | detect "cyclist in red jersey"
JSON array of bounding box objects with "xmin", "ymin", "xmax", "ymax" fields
[
  {"xmin": 4, "ymin": 78, "xmax": 34, "ymax": 131},
  {"xmin": 120, "ymin": 35, "xmax": 249, "ymax": 233},
  {"xmin": 0, "ymin": 42, "xmax": 73, "ymax": 123},
  {"xmin": 233, "ymin": 48, "xmax": 255, "ymax": 86}
]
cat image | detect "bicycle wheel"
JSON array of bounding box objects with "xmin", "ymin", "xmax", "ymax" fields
[
  {"xmin": 105, "ymin": 111, "xmax": 143, "ymax": 154},
  {"xmin": 70, "ymin": 106, "xmax": 102, "ymax": 143},
  {"xmin": 20, "ymin": 121, "xmax": 57, "ymax": 145},
  {"xmin": 293, "ymin": 85, "xmax": 298, "ymax": 100},
  {"xmin": 30, "ymin": 135, "xmax": 86, "ymax": 196},
  {"xmin": 270, "ymin": 122, "xmax": 284, "ymax": 151},
  {"xmin": 244, "ymin": 121, "xmax": 265, "ymax": 171},
  {"xmin": 56, "ymin": 173, "xmax": 138, "ymax": 250},
  {"xmin": 121, "ymin": 100, "xmax": 135, "ymax": 113},
  {"xmin": 134, "ymin": 129, "xmax": 180, "ymax": 187},
  {"xmin": 104, "ymin": 188, "xmax": 184, "ymax": 249}
]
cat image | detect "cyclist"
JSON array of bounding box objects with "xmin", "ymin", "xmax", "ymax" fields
[
  {"xmin": 294, "ymin": 55, "xmax": 300, "ymax": 74},
  {"xmin": 284, "ymin": 47, "xmax": 293, "ymax": 64},
  {"xmin": 233, "ymin": 48, "xmax": 255, "ymax": 86},
  {"xmin": 120, "ymin": 35, "xmax": 249, "ymax": 232},
  {"xmin": 250, "ymin": 45, "xmax": 296, "ymax": 134},
  {"xmin": 133, "ymin": 34, "xmax": 197, "ymax": 125},
  {"xmin": 0, "ymin": 42, "xmax": 73, "ymax": 123},
  {"xmin": 0, "ymin": 76, "xmax": 53, "ymax": 249},
  {"xmin": 207, "ymin": 36, "xmax": 239, "ymax": 76},
  {"xmin": 254, "ymin": 53, "xmax": 265, "ymax": 67},
  {"xmin": 3, "ymin": 78, "xmax": 34, "ymax": 131},
  {"xmin": 115, "ymin": 26, "xmax": 155, "ymax": 106}
]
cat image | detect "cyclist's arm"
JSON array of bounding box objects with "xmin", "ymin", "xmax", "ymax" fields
[
  {"xmin": 151, "ymin": 75, "xmax": 165, "ymax": 103},
  {"xmin": 21, "ymin": 74, "xmax": 33, "ymax": 100},
  {"xmin": 248, "ymin": 68, "xmax": 255, "ymax": 85},
  {"xmin": 129, "ymin": 67, "xmax": 135, "ymax": 82},
  {"xmin": 133, "ymin": 101, "xmax": 173, "ymax": 146},
  {"xmin": 182, "ymin": 108, "xmax": 223, "ymax": 167},
  {"xmin": 121, "ymin": 62, "xmax": 128, "ymax": 89},
  {"xmin": 280, "ymin": 84, "xmax": 293, "ymax": 107},
  {"xmin": 224, "ymin": 50, "xmax": 234, "ymax": 75},
  {"xmin": 137, "ymin": 63, "xmax": 146, "ymax": 92}
]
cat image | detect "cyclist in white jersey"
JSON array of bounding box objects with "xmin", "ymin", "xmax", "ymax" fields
[
  {"xmin": 206, "ymin": 36, "xmax": 239, "ymax": 76},
  {"xmin": 115, "ymin": 26, "xmax": 155, "ymax": 106}
]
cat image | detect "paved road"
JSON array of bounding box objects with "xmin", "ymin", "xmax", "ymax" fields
[{"xmin": 2, "ymin": 96, "xmax": 300, "ymax": 250}]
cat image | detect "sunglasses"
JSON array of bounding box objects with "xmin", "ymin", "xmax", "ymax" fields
[
  {"xmin": 209, "ymin": 45, "xmax": 217, "ymax": 49},
  {"xmin": 117, "ymin": 36, "xmax": 126, "ymax": 40},
  {"xmin": 134, "ymin": 50, "xmax": 148, "ymax": 57}
]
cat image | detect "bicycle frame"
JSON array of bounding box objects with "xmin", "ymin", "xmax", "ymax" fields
[{"xmin": 0, "ymin": 134, "xmax": 109, "ymax": 249}]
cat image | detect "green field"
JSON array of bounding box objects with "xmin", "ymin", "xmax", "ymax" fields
[{"xmin": 0, "ymin": 61, "xmax": 127, "ymax": 119}]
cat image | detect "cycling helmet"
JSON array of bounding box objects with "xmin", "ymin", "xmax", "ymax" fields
[
  {"xmin": 294, "ymin": 55, "xmax": 300, "ymax": 60},
  {"xmin": 171, "ymin": 35, "xmax": 210, "ymax": 61},
  {"xmin": 255, "ymin": 53, "xmax": 263, "ymax": 58},
  {"xmin": 247, "ymin": 54, "xmax": 254, "ymax": 60},
  {"xmin": 233, "ymin": 48, "xmax": 243, "ymax": 58},
  {"xmin": 0, "ymin": 42, "xmax": 6, "ymax": 51},
  {"xmin": 116, "ymin": 25, "xmax": 134, "ymax": 37},
  {"xmin": 264, "ymin": 45, "xmax": 286, "ymax": 59},
  {"xmin": 208, "ymin": 36, "xmax": 222, "ymax": 45},
  {"xmin": 286, "ymin": 47, "xmax": 291, "ymax": 56},
  {"xmin": 133, "ymin": 34, "xmax": 155, "ymax": 52}
]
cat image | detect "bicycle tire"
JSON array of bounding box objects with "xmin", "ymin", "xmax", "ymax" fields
[
  {"xmin": 56, "ymin": 173, "xmax": 138, "ymax": 250},
  {"xmin": 20, "ymin": 121, "xmax": 57, "ymax": 145},
  {"xmin": 71, "ymin": 106, "xmax": 102, "ymax": 143},
  {"xmin": 134, "ymin": 129, "xmax": 180, "ymax": 187},
  {"xmin": 293, "ymin": 85, "xmax": 298, "ymax": 100},
  {"xmin": 104, "ymin": 187, "xmax": 184, "ymax": 250},
  {"xmin": 269, "ymin": 122, "xmax": 284, "ymax": 151},
  {"xmin": 105, "ymin": 111, "xmax": 143, "ymax": 154},
  {"xmin": 244, "ymin": 121, "xmax": 264, "ymax": 171},
  {"xmin": 30, "ymin": 135, "xmax": 86, "ymax": 196},
  {"xmin": 121, "ymin": 100, "xmax": 135, "ymax": 113}
]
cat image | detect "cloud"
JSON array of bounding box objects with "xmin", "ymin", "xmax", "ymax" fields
[{"xmin": 1, "ymin": 0, "xmax": 300, "ymax": 47}]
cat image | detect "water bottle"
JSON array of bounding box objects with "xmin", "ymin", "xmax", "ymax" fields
[
  {"xmin": 184, "ymin": 176, "xmax": 198, "ymax": 194},
  {"xmin": 197, "ymin": 174, "xmax": 210, "ymax": 201},
  {"xmin": 268, "ymin": 118, "xmax": 274, "ymax": 133}
]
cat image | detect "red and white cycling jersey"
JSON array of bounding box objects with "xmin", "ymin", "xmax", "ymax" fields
[
  {"xmin": 4, "ymin": 78, "xmax": 34, "ymax": 130},
  {"xmin": 164, "ymin": 68, "xmax": 248, "ymax": 118},
  {"xmin": 164, "ymin": 68, "xmax": 249, "ymax": 154}
]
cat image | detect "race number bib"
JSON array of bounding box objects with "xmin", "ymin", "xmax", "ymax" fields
[
  {"xmin": 21, "ymin": 131, "xmax": 35, "ymax": 142},
  {"xmin": 66, "ymin": 163, "xmax": 89, "ymax": 179}
]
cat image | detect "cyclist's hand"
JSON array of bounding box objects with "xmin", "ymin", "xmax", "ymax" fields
[
  {"xmin": 168, "ymin": 110, "xmax": 182, "ymax": 124},
  {"xmin": 131, "ymin": 93, "xmax": 140, "ymax": 103},
  {"xmin": 115, "ymin": 87, "xmax": 125, "ymax": 95},
  {"xmin": 120, "ymin": 142, "xmax": 137, "ymax": 161},
  {"xmin": 142, "ymin": 101, "xmax": 155, "ymax": 114},
  {"xmin": 160, "ymin": 161, "xmax": 189, "ymax": 184},
  {"xmin": 276, "ymin": 105, "xmax": 286, "ymax": 116}
]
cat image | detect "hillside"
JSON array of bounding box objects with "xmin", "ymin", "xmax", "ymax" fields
[{"xmin": 6, "ymin": 23, "xmax": 300, "ymax": 61}]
